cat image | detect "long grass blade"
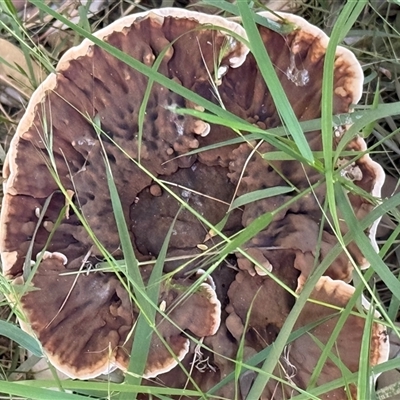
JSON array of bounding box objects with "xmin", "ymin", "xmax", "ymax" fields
[
  {"xmin": 336, "ymin": 184, "xmax": 400, "ymax": 299},
  {"xmin": 229, "ymin": 186, "xmax": 293, "ymax": 210},
  {"xmin": 0, "ymin": 381, "xmax": 88, "ymax": 400},
  {"xmin": 202, "ymin": 0, "xmax": 297, "ymax": 34},
  {"xmin": 321, "ymin": 0, "xmax": 366, "ymax": 247},
  {"xmin": 357, "ymin": 300, "xmax": 375, "ymax": 400},
  {"xmin": 0, "ymin": 320, "xmax": 42, "ymax": 357},
  {"xmin": 27, "ymin": 1, "xmax": 255, "ymax": 131},
  {"xmin": 122, "ymin": 211, "xmax": 181, "ymax": 397},
  {"xmin": 94, "ymin": 116, "xmax": 142, "ymax": 290},
  {"xmin": 237, "ymin": 1, "xmax": 314, "ymax": 164}
]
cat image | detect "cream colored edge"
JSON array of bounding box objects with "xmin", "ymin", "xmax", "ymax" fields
[
  {"xmin": 200, "ymin": 281, "xmax": 222, "ymax": 336},
  {"xmin": 261, "ymin": 10, "xmax": 388, "ymax": 372},
  {"xmin": 22, "ymin": 313, "xmax": 120, "ymax": 380},
  {"xmin": 142, "ymin": 339, "xmax": 190, "ymax": 379},
  {"xmin": 140, "ymin": 280, "xmax": 221, "ymax": 378},
  {"xmin": 56, "ymin": 7, "xmax": 249, "ymax": 71},
  {"xmin": 2, "ymin": 6, "xmax": 387, "ymax": 379},
  {"xmin": 0, "ymin": 8, "xmax": 249, "ymax": 268},
  {"xmin": 8, "ymin": 254, "xmax": 118, "ymax": 380},
  {"xmin": 258, "ymin": 11, "xmax": 364, "ymax": 103},
  {"xmin": 15, "ymin": 283, "xmax": 121, "ymax": 380},
  {"xmin": 140, "ymin": 280, "xmax": 220, "ymax": 378},
  {"xmin": 316, "ymin": 277, "xmax": 390, "ymax": 368},
  {"xmin": 0, "ymin": 6, "xmax": 247, "ymax": 379},
  {"xmin": 257, "ymin": 11, "xmax": 385, "ymax": 268}
]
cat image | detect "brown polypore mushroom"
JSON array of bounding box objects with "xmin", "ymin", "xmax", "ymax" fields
[
  {"xmin": 225, "ymin": 273, "xmax": 389, "ymax": 399},
  {"xmin": 0, "ymin": 5, "xmax": 387, "ymax": 394},
  {"xmin": 0, "ymin": 8, "xmax": 247, "ymax": 379},
  {"xmin": 224, "ymin": 11, "xmax": 385, "ymax": 287},
  {"xmin": 16, "ymin": 251, "xmax": 220, "ymax": 379},
  {"xmin": 129, "ymin": 11, "xmax": 386, "ymax": 399}
]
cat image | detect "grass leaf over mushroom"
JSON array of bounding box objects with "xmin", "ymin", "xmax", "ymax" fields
[
  {"xmin": 0, "ymin": 319, "xmax": 43, "ymax": 357},
  {"xmin": 238, "ymin": 1, "xmax": 314, "ymax": 164},
  {"xmin": 122, "ymin": 210, "xmax": 182, "ymax": 394}
]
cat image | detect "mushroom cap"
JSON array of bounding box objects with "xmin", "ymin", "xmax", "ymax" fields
[
  {"xmin": 0, "ymin": 8, "xmax": 245, "ymax": 379},
  {"xmin": 226, "ymin": 274, "xmax": 389, "ymax": 399},
  {"xmin": 0, "ymin": 8, "xmax": 248, "ymax": 278},
  {"xmin": 288, "ymin": 277, "xmax": 389, "ymax": 399},
  {"xmin": 141, "ymin": 277, "xmax": 221, "ymax": 378},
  {"xmin": 17, "ymin": 251, "xmax": 220, "ymax": 379},
  {"xmin": 140, "ymin": 261, "xmax": 239, "ymax": 398},
  {"xmin": 18, "ymin": 252, "xmax": 133, "ymax": 379},
  {"xmin": 225, "ymin": 11, "xmax": 384, "ymax": 287},
  {"xmin": 0, "ymin": 6, "xmax": 386, "ymax": 386}
]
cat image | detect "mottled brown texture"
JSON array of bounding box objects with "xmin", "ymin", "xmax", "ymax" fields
[
  {"xmin": 225, "ymin": 275, "xmax": 388, "ymax": 400},
  {"xmin": 20, "ymin": 251, "xmax": 220, "ymax": 379},
  {"xmin": 0, "ymin": 7, "xmax": 386, "ymax": 394},
  {"xmin": 1, "ymin": 11, "xmax": 247, "ymax": 277},
  {"xmin": 1, "ymin": 10, "xmax": 248, "ymax": 379},
  {"xmin": 21, "ymin": 252, "xmax": 133, "ymax": 379},
  {"xmin": 228, "ymin": 252, "xmax": 299, "ymax": 345},
  {"xmin": 130, "ymin": 162, "xmax": 239, "ymax": 260}
]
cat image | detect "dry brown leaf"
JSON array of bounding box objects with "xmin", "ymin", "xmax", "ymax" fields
[{"xmin": 0, "ymin": 38, "xmax": 43, "ymax": 102}]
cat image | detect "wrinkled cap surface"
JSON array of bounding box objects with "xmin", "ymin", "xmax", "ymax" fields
[
  {"xmin": 225, "ymin": 275, "xmax": 389, "ymax": 399},
  {"xmin": 0, "ymin": 7, "xmax": 386, "ymax": 385},
  {"xmin": 19, "ymin": 252, "xmax": 221, "ymax": 379},
  {"xmin": 225, "ymin": 11, "xmax": 384, "ymax": 287},
  {"xmin": 0, "ymin": 8, "xmax": 244, "ymax": 379},
  {"xmin": 0, "ymin": 8, "xmax": 248, "ymax": 278}
]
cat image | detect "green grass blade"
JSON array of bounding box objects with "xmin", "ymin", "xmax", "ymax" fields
[
  {"xmin": 245, "ymin": 186, "xmax": 388, "ymax": 398},
  {"xmin": 94, "ymin": 117, "xmax": 159, "ymax": 396},
  {"xmin": 208, "ymin": 314, "xmax": 340, "ymax": 397},
  {"xmin": 94, "ymin": 116, "xmax": 143, "ymax": 291},
  {"xmin": 335, "ymin": 101, "xmax": 400, "ymax": 158},
  {"xmin": 27, "ymin": 1, "xmax": 253, "ymax": 131},
  {"xmin": 362, "ymin": 80, "xmax": 381, "ymax": 138},
  {"xmin": 77, "ymin": 5, "xmax": 92, "ymax": 33},
  {"xmin": 306, "ymin": 280, "xmax": 365, "ymax": 389},
  {"xmin": 173, "ymin": 107, "xmax": 323, "ymax": 168},
  {"xmin": 357, "ymin": 300, "xmax": 375, "ymax": 400},
  {"xmin": 229, "ymin": 186, "xmax": 294, "ymax": 210},
  {"xmin": 0, "ymin": 320, "xmax": 43, "ymax": 357},
  {"xmin": 122, "ymin": 211, "xmax": 180, "ymax": 396},
  {"xmin": 3, "ymin": 0, "xmax": 17, "ymax": 14},
  {"xmin": 320, "ymin": 0, "xmax": 366, "ymax": 244},
  {"xmin": 0, "ymin": 381, "xmax": 88, "ymax": 400},
  {"xmin": 202, "ymin": 0, "xmax": 297, "ymax": 34},
  {"xmin": 291, "ymin": 358, "xmax": 400, "ymax": 399},
  {"xmin": 237, "ymin": 1, "xmax": 314, "ymax": 164},
  {"xmin": 16, "ymin": 379, "xmax": 207, "ymax": 397},
  {"xmin": 336, "ymin": 184, "xmax": 400, "ymax": 300}
]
